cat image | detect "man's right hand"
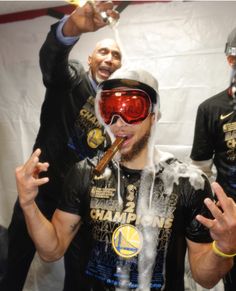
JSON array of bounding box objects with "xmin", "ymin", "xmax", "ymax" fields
[
  {"xmin": 63, "ymin": 1, "xmax": 120, "ymax": 36},
  {"xmin": 16, "ymin": 148, "xmax": 49, "ymax": 210},
  {"xmin": 196, "ymin": 182, "xmax": 236, "ymax": 255}
]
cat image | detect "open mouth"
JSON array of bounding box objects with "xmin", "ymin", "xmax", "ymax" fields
[{"xmin": 99, "ymin": 68, "xmax": 112, "ymax": 79}]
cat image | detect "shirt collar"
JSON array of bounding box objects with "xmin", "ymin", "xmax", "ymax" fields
[{"xmin": 88, "ymin": 73, "xmax": 98, "ymax": 92}]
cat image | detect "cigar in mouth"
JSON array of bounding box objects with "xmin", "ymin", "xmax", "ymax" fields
[{"xmin": 93, "ymin": 136, "xmax": 125, "ymax": 176}]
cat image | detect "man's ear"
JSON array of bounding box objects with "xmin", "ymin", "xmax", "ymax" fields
[
  {"xmin": 150, "ymin": 112, "xmax": 157, "ymax": 124},
  {"xmin": 150, "ymin": 111, "xmax": 161, "ymax": 124},
  {"xmin": 88, "ymin": 55, "xmax": 92, "ymax": 66}
]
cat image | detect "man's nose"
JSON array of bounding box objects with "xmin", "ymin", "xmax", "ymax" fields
[
  {"xmin": 111, "ymin": 115, "xmax": 126, "ymax": 126},
  {"xmin": 104, "ymin": 53, "xmax": 113, "ymax": 62}
]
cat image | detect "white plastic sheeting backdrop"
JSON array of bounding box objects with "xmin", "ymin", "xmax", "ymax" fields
[{"xmin": 0, "ymin": 1, "xmax": 235, "ymax": 290}]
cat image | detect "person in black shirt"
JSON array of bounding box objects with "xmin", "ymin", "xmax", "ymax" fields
[
  {"xmin": 191, "ymin": 27, "xmax": 236, "ymax": 291},
  {"xmin": 15, "ymin": 67, "xmax": 236, "ymax": 291}
]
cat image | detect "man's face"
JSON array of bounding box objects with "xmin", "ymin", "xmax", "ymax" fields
[
  {"xmin": 227, "ymin": 55, "xmax": 236, "ymax": 69},
  {"xmin": 88, "ymin": 39, "xmax": 122, "ymax": 83},
  {"xmin": 109, "ymin": 114, "xmax": 154, "ymax": 162},
  {"xmin": 227, "ymin": 55, "xmax": 236, "ymax": 84}
]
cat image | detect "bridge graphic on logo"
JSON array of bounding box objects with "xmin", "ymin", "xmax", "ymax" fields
[{"xmin": 114, "ymin": 231, "xmax": 139, "ymax": 253}]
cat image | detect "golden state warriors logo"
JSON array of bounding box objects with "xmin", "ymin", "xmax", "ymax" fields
[
  {"xmin": 112, "ymin": 224, "xmax": 143, "ymax": 259},
  {"xmin": 87, "ymin": 128, "xmax": 105, "ymax": 149}
]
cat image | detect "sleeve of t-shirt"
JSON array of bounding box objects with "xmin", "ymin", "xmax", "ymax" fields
[
  {"xmin": 190, "ymin": 104, "xmax": 214, "ymax": 161},
  {"xmin": 58, "ymin": 159, "xmax": 92, "ymax": 217},
  {"xmin": 39, "ymin": 19, "xmax": 82, "ymax": 89},
  {"xmin": 183, "ymin": 176, "xmax": 213, "ymax": 243}
]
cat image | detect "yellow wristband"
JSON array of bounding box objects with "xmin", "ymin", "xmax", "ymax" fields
[{"xmin": 212, "ymin": 240, "xmax": 236, "ymax": 258}]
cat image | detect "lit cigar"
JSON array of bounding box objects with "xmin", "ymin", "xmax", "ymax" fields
[{"xmin": 94, "ymin": 136, "xmax": 125, "ymax": 176}]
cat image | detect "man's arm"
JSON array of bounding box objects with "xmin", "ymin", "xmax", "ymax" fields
[
  {"xmin": 187, "ymin": 240, "xmax": 233, "ymax": 288},
  {"xmin": 16, "ymin": 149, "xmax": 81, "ymax": 262},
  {"xmin": 187, "ymin": 182, "xmax": 236, "ymax": 288}
]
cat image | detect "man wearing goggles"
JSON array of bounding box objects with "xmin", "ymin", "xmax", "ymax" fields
[
  {"xmin": 95, "ymin": 70, "xmax": 160, "ymax": 164},
  {"xmin": 14, "ymin": 68, "xmax": 236, "ymax": 291}
]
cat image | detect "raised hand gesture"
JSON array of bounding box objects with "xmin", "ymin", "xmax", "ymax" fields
[{"xmin": 16, "ymin": 149, "xmax": 49, "ymax": 210}]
